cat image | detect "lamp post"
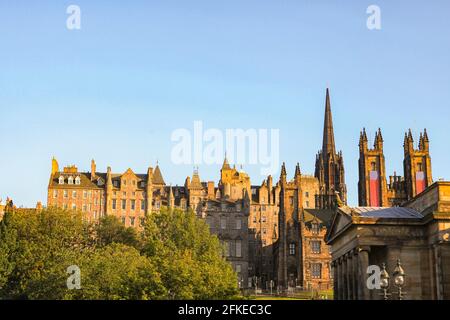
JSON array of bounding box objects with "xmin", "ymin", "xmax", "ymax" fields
[
  {"xmin": 379, "ymin": 263, "xmax": 391, "ymax": 301},
  {"xmin": 378, "ymin": 259, "xmax": 406, "ymax": 300},
  {"xmin": 393, "ymin": 259, "xmax": 406, "ymax": 300}
]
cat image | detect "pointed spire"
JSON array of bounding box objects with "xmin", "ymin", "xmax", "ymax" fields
[
  {"xmin": 361, "ymin": 127, "xmax": 368, "ymax": 141},
  {"xmin": 374, "ymin": 128, "xmax": 383, "ymax": 150},
  {"xmin": 408, "ymin": 128, "xmax": 413, "ymax": 141},
  {"xmin": 322, "ymin": 88, "xmax": 336, "ymax": 157},
  {"xmin": 168, "ymin": 185, "xmax": 174, "ymax": 208},
  {"xmin": 419, "ymin": 132, "xmax": 424, "ymax": 150},
  {"xmin": 420, "ymin": 128, "xmax": 429, "ymax": 151},
  {"xmin": 222, "ymin": 154, "xmax": 231, "ymax": 170},
  {"xmin": 281, "ymin": 162, "xmax": 287, "ymax": 176},
  {"xmin": 153, "ymin": 163, "xmax": 165, "ymax": 185},
  {"xmin": 295, "ymin": 162, "xmax": 301, "ymax": 178},
  {"xmin": 423, "ymin": 128, "xmax": 429, "ymax": 141},
  {"xmin": 359, "ymin": 128, "xmax": 368, "ymax": 151},
  {"xmin": 377, "ymin": 128, "xmax": 383, "ymax": 141}
]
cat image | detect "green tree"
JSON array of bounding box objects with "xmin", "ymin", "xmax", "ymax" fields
[
  {"xmin": 95, "ymin": 215, "xmax": 140, "ymax": 249},
  {"xmin": 0, "ymin": 207, "xmax": 91, "ymax": 299},
  {"xmin": 0, "ymin": 206, "xmax": 240, "ymax": 300},
  {"xmin": 66, "ymin": 243, "xmax": 166, "ymax": 300},
  {"xmin": 142, "ymin": 208, "xmax": 239, "ymax": 300}
]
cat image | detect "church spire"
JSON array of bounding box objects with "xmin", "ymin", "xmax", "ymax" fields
[
  {"xmin": 222, "ymin": 154, "xmax": 231, "ymax": 170},
  {"xmin": 322, "ymin": 88, "xmax": 336, "ymax": 157}
]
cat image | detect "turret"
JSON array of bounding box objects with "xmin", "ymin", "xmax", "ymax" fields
[
  {"xmin": 420, "ymin": 128, "xmax": 429, "ymax": 151},
  {"xmin": 374, "ymin": 128, "xmax": 383, "ymax": 151},
  {"xmin": 294, "ymin": 163, "xmax": 301, "ymax": 184},
  {"xmin": 168, "ymin": 185, "xmax": 175, "ymax": 208},
  {"xmin": 404, "ymin": 129, "xmax": 414, "ymax": 155},
  {"xmin": 359, "ymin": 128, "xmax": 368, "ymax": 153},
  {"xmin": 280, "ymin": 162, "xmax": 287, "ymax": 185}
]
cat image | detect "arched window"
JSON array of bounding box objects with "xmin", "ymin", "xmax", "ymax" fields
[
  {"xmin": 75, "ymin": 176, "xmax": 81, "ymax": 185},
  {"xmin": 58, "ymin": 176, "xmax": 64, "ymax": 184},
  {"xmin": 68, "ymin": 176, "xmax": 74, "ymax": 185}
]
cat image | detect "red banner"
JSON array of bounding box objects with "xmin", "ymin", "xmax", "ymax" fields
[
  {"xmin": 369, "ymin": 171, "xmax": 380, "ymax": 207},
  {"xmin": 416, "ymin": 171, "xmax": 426, "ymax": 195}
]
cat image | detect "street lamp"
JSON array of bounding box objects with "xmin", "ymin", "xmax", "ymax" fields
[
  {"xmin": 393, "ymin": 259, "xmax": 406, "ymax": 300},
  {"xmin": 379, "ymin": 263, "xmax": 391, "ymax": 301}
]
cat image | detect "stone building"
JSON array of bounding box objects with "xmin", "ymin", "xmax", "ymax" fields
[
  {"xmin": 46, "ymin": 89, "xmax": 344, "ymax": 292},
  {"xmin": 326, "ymin": 181, "xmax": 450, "ymax": 300},
  {"xmin": 358, "ymin": 128, "xmax": 433, "ymax": 207},
  {"xmin": 47, "ymin": 158, "xmax": 169, "ymax": 227},
  {"xmin": 301, "ymin": 208, "xmax": 334, "ymax": 291}
]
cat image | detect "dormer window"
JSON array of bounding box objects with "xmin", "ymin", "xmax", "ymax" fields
[
  {"xmin": 97, "ymin": 178, "xmax": 104, "ymax": 186},
  {"xmin": 113, "ymin": 181, "xmax": 119, "ymax": 187},
  {"xmin": 68, "ymin": 176, "xmax": 74, "ymax": 185},
  {"xmin": 312, "ymin": 222, "xmax": 320, "ymax": 235},
  {"xmin": 75, "ymin": 176, "xmax": 81, "ymax": 185},
  {"xmin": 58, "ymin": 176, "xmax": 64, "ymax": 184}
]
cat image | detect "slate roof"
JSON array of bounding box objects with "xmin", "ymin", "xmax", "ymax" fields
[
  {"xmin": 152, "ymin": 165, "xmax": 165, "ymax": 185},
  {"xmin": 303, "ymin": 208, "xmax": 335, "ymax": 226},
  {"xmin": 51, "ymin": 165, "xmax": 166, "ymax": 189},
  {"xmin": 49, "ymin": 172, "xmax": 104, "ymax": 189},
  {"xmin": 347, "ymin": 206, "xmax": 423, "ymax": 219}
]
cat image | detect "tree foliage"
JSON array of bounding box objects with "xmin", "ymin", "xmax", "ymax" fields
[
  {"xmin": 0, "ymin": 206, "xmax": 239, "ymax": 300},
  {"xmin": 143, "ymin": 208, "xmax": 239, "ymax": 299}
]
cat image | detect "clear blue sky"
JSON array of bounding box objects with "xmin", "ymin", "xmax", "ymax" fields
[{"xmin": 1, "ymin": 0, "xmax": 449, "ymax": 207}]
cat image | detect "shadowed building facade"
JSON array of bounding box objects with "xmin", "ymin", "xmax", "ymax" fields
[{"xmin": 327, "ymin": 182, "xmax": 450, "ymax": 300}]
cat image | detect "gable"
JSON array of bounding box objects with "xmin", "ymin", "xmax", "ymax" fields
[{"xmin": 325, "ymin": 208, "xmax": 352, "ymax": 243}]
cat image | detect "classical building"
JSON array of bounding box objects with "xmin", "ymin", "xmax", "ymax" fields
[
  {"xmin": 358, "ymin": 128, "xmax": 433, "ymax": 207},
  {"xmin": 315, "ymin": 88, "xmax": 347, "ymax": 209},
  {"xmin": 326, "ymin": 181, "xmax": 450, "ymax": 300}
]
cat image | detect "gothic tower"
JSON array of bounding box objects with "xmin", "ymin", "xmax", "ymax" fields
[
  {"xmin": 314, "ymin": 88, "xmax": 347, "ymax": 209},
  {"xmin": 358, "ymin": 128, "xmax": 389, "ymax": 207},
  {"xmin": 403, "ymin": 129, "xmax": 433, "ymax": 200},
  {"xmin": 276, "ymin": 163, "xmax": 303, "ymax": 290}
]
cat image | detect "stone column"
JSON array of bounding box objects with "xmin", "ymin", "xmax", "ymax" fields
[
  {"xmin": 357, "ymin": 246, "xmax": 371, "ymax": 300},
  {"xmin": 332, "ymin": 261, "xmax": 338, "ymax": 300},
  {"xmin": 346, "ymin": 252, "xmax": 353, "ymax": 300},
  {"xmin": 342, "ymin": 255, "xmax": 348, "ymax": 300},
  {"xmin": 337, "ymin": 258, "xmax": 343, "ymax": 300},
  {"xmin": 352, "ymin": 249, "xmax": 359, "ymax": 299}
]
